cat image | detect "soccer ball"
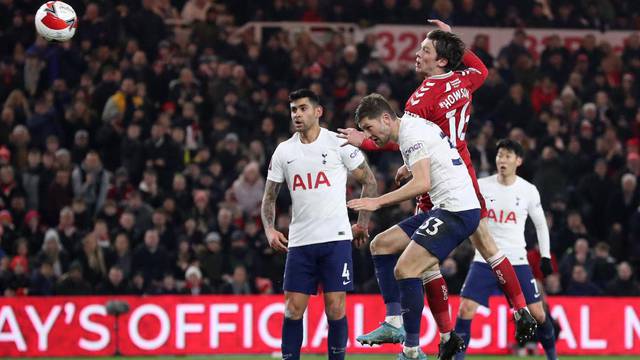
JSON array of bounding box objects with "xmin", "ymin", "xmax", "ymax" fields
[{"xmin": 35, "ymin": 1, "xmax": 77, "ymax": 42}]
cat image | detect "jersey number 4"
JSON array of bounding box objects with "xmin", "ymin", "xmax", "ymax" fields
[{"xmin": 445, "ymin": 103, "xmax": 470, "ymax": 147}]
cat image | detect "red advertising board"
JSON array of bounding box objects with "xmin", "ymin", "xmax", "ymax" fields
[{"xmin": 0, "ymin": 295, "xmax": 639, "ymax": 356}]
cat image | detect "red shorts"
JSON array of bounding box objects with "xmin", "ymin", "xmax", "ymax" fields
[{"xmin": 416, "ymin": 145, "xmax": 488, "ymax": 218}]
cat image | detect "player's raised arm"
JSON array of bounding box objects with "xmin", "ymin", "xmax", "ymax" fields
[
  {"xmin": 337, "ymin": 128, "xmax": 400, "ymax": 151},
  {"xmin": 348, "ymin": 158, "xmax": 431, "ymax": 211},
  {"xmin": 348, "ymin": 159, "xmax": 378, "ymax": 247},
  {"xmin": 261, "ymin": 179, "xmax": 288, "ymax": 252}
]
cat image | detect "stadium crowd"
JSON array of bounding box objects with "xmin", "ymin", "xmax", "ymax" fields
[{"xmin": 0, "ymin": 0, "xmax": 639, "ymax": 297}]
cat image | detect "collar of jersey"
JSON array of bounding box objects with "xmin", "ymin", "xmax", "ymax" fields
[
  {"xmin": 427, "ymin": 71, "xmax": 454, "ymax": 80},
  {"xmin": 296, "ymin": 128, "xmax": 324, "ymax": 145}
]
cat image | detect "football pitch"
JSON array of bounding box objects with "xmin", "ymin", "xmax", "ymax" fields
[{"xmin": 22, "ymin": 356, "xmax": 636, "ymax": 360}]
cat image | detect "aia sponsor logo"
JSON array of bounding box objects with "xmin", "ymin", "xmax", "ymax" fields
[
  {"xmin": 292, "ymin": 171, "xmax": 331, "ymax": 191},
  {"xmin": 487, "ymin": 209, "xmax": 517, "ymax": 224}
]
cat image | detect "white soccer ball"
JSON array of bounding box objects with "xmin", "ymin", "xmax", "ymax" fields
[{"xmin": 35, "ymin": 1, "xmax": 77, "ymax": 42}]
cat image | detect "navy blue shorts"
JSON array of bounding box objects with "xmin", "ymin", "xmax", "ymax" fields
[
  {"xmin": 398, "ymin": 208, "xmax": 480, "ymax": 261},
  {"xmin": 460, "ymin": 261, "xmax": 541, "ymax": 307},
  {"xmin": 283, "ymin": 240, "xmax": 354, "ymax": 295}
]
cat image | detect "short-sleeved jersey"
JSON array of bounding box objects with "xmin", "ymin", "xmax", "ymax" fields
[
  {"xmin": 398, "ymin": 114, "xmax": 479, "ymax": 212},
  {"xmin": 404, "ymin": 53, "xmax": 487, "ymax": 151},
  {"xmin": 267, "ymin": 128, "xmax": 365, "ymax": 247},
  {"xmin": 473, "ymin": 175, "xmax": 546, "ymax": 265}
]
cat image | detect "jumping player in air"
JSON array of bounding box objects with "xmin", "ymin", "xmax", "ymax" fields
[
  {"xmin": 261, "ymin": 89, "xmax": 377, "ymax": 360},
  {"xmin": 454, "ymin": 139, "xmax": 557, "ymax": 360},
  {"xmin": 338, "ymin": 20, "xmax": 537, "ymax": 358},
  {"xmin": 348, "ymin": 93, "xmax": 481, "ymax": 360}
]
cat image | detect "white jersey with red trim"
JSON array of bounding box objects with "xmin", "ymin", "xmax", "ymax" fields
[
  {"xmin": 398, "ymin": 114, "xmax": 479, "ymax": 212},
  {"xmin": 473, "ymin": 175, "xmax": 550, "ymax": 265},
  {"xmin": 267, "ymin": 128, "xmax": 365, "ymax": 247}
]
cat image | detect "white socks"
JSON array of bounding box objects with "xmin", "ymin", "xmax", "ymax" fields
[
  {"xmin": 403, "ymin": 345, "xmax": 420, "ymax": 358},
  {"xmin": 385, "ymin": 315, "xmax": 403, "ymax": 328},
  {"xmin": 440, "ymin": 331, "xmax": 451, "ymax": 342}
]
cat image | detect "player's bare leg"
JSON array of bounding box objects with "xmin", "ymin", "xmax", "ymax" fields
[
  {"xmin": 324, "ymin": 291, "xmax": 348, "ymax": 360},
  {"xmin": 357, "ymin": 226, "xmax": 410, "ymax": 346},
  {"xmin": 282, "ymin": 292, "xmax": 310, "ymax": 360},
  {"xmin": 470, "ymin": 219, "xmax": 537, "ymax": 343}
]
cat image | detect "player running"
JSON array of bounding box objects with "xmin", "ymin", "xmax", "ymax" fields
[
  {"xmin": 338, "ymin": 20, "xmax": 537, "ymax": 357},
  {"xmin": 261, "ymin": 89, "xmax": 377, "ymax": 360},
  {"xmin": 348, "ymin": 93, "xmax": 481, "ymax": 360},
  {"xmin": 454, "ymin": 139, "xmax": 557, "ymax": 360}
]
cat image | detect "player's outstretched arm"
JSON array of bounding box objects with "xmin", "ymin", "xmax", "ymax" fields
[
  {"xmin": 337, "ymin": 128, "xmax": 400, "ymax": 152},
  {"xmin": 261, "ymin": 180, "xmax": 288, "ymax": 252},
  {"xmin": 348, "ymin": 158, "xmax": 431, "ymax": 211},
  {"xmin": 349, "ymin": 160, "xmax": 378, "ymax": 248}
]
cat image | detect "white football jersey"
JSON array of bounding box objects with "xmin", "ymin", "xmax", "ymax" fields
[
  {"xmin": 267, "ymin": 128, "xmax": 365, "ymax": 247},
  {"xmin": 398, "ymin": 114, "xmax": 479, "ymax": 212},
  {"xmin": 473, "ymin": 175, "xmax": 550, "ymax": 265}
]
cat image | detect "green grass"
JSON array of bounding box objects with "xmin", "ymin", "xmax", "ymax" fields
[{"xmin": 19, "ymin": 356, "xmax": 636, "ymax": 360}]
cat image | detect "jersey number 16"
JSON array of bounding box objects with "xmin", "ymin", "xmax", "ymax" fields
[{"xmin": 445, "ymin": 102, "xmax": 470, "ymax": 147}]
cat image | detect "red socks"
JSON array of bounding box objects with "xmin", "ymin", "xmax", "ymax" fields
[
  {"xmin": 423, "ymin": 271, "xmax": 453, "ymax": 333},
  {"xmin": 488, "ymin": 252, "xmax": 527, "ymax": 310}
]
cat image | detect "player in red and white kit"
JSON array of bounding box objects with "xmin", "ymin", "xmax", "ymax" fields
[{"xmin": 339, "ymin": 20, "xmax": 537, "ymax": 355}]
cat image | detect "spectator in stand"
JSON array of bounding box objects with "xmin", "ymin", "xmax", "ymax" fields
[
  {"xmin": 96, "ymin": 265, "xmax": 130, "ymax": 295},
  {"xmin": 590, "ymin": 242, "xmax": 617, "ymax": 289},
  {"xmin": 124, "ymin": 190, "xmax": 153, "ymax": 236},
  {"xmin": 606, "ymin": 261, "xmax": 640, "ymax": 296},
  {"xmin": 199, "ymin": 231, "xmax": 225, "ymax": 292},
  {"xmin": 29, "ymin": 260, "xmax": 56, "ymax": 296},
  {"xmin": 72, "ymin": 151, "xmax": 111, "ymax": 216},
  {"xmin": 155, "ymin": 273, "xmax": 179, "ymax": 294},
  {"xmin": 55, "ymin": 261, "xmax": 92, "ymax": 295},
  {"xmin": 6, "ymin": 254, "xmax": 29, "ymax": 295},
  {"xmin": 129, "ymin": 271, "xmax": 147, "ymax": 295},
  {"xmin": 220, "ymin": 264, "xmax": 256, "ymax": 295},
  {"xmin": 559, "ymin": 238, "xmax": 592, "ymax": 288},
  {"xmin": 109, "ymin": 232, "xmax": 132, "ymax": 278},
  {"xmin": 498, "ymin": 29, "xmax": 530, "ymax": 68},
  {"xmin": 606, "ymin": 173, "xmax": 640, "ymax": 235},
  {"xmin": 230, "ymin": 161, "xmax": 265, "ymax": 218},
  {"xmin": 577, "ymin": 159, "xmax": 614, "ymax": 240},
  {"xmin": 120, "ymin": 124, "xmax": 145, "ymax": 185},
  {"xmin": 565, "ymin": 264, "xmax": 602, "ymax": 296},
  {"xmin": 557, "ymin": 210, "xmax": 590, "ymax": 255},
  {"xmin": 143, "ymin": 123, "xmax": 181, "ymax": 190},
  {"xmin": 35, "ymin": 229, "xmax": 69, "ymax": 278},
  {"xmin": 182, "ymin": 265, "xmax": 212, "ymax": 295},
  {"xmin": 132, "ymin": 229, "xmax": 170, "ymax": 288},
  {"xmin": 77, "ymin": 232, "xmax": 107, "ymax": 284}
]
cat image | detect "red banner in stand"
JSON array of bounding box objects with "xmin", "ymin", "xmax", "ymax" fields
[{"xmin": 0, "ymin": 295, "xmax": 639, "ymax": 356}]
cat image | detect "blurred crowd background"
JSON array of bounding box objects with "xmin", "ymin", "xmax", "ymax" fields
[{"xmin": 0, "ymin": 0, "xmax": 639, "ymax": 298}]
